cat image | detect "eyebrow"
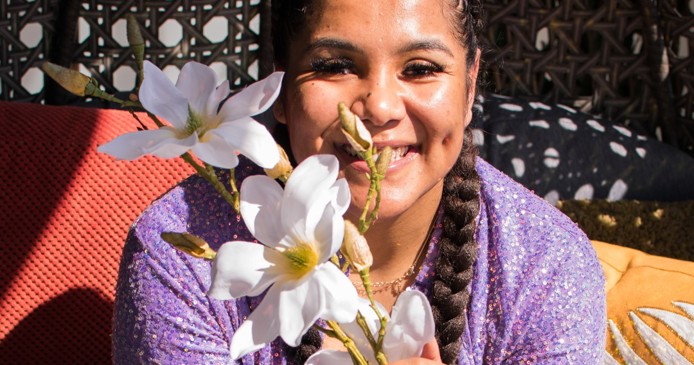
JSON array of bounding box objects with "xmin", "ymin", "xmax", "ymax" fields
[
  {"xmin": 398, "ymin": 39, "xmax": 454, "ymax": 57},
  {"xmin": 304, "ymin": 37, "xmax": 454, "ymax": 58},
  {"xmin": 304, "ymin": 38, "xmax": 362, "ymax": 54}
]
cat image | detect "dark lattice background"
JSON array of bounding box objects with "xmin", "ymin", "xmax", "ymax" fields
[
  {"xmin": 0, "ymin": 0, "xmax": 692, "ymax": 154},
  {"xmin": 481, "ymin": 0, "xmax": 694, "ymax": 155},
  {"xmin": 0, "ymin": 0, "xmax": 61, "ymax": 103}
]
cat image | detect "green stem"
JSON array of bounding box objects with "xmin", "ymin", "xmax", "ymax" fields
[
  {"xmin": 225, "ymin": 166, "xmax": 240, "ymax": 212},
  {"xmin": 327, "ymin": 320, "xmax": 369, "ymax": 365},
  {"xmin": 358, "ymin": 268, "xmax": 388, "ymax": 361},
  {"xmin": 358, "ymin": 157, "xmax": 379, "ymax": 234},
  {"xmin": 179, "ymin": 154, "xmax": 239, "ymax": 212},
  {"xmin": 355, "ymin": 312, "xmax": 379, "ymax": 355}
]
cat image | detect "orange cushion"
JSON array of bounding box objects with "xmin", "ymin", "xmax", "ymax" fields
[
  {"xmin": 0, "ymin": 101, "xmax": 193, "ymax": 364},
  {"xmin": 594, "ymin": 240, "xmax": 694, "ymax": 364}
]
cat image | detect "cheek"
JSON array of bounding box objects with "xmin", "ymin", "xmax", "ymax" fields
[{"xmin": 284, "ymin": 83, "xmax": 343, "ymax": 160}]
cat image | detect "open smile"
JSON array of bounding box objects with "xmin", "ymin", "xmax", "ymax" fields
[{"xmin": 337, "ymin": 143, "xmax": 419, "ymax": 173}]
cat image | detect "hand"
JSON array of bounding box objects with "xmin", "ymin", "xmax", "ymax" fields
[{"xmin": 390, "ymin": 339, "xmax": 444, "ymax": 364}]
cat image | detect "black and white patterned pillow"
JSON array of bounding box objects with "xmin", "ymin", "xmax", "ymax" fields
[{"xmin": 470, "ymin": 94, "xmax": 694, "ymax": 204}]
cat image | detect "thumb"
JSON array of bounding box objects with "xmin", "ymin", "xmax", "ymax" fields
[{"xmin": 420, "ymin": 339, "xmax": 442, "ymax": 362}]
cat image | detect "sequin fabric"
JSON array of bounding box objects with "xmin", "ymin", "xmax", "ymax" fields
[{"xmin": 113, "ymin": 157, "xmax": 606, "ymax": 364}]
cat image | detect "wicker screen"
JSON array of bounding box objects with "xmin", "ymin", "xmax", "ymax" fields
[
  {"xmin": 0, "ymin": 0, "xmax": 61, "ymax": 103},
  {"xmin": 480, "ymin": 0, "xmax": 693, "ymax": 154},
  {"xmin": 70, "ymin": 0, "xmax": 266, "ymax": 105},
  {"xmin": 658, "ymin": 0, "xmax": 694, "ymax": 154}
]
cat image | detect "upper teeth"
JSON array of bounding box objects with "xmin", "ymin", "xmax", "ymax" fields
[{"xmin": 344, "ymin": 145, "xmax": 409, "ymax": 161}]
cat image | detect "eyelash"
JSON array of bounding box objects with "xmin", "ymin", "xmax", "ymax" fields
[
  {"xmin": 309, "ymin": 57, "xmax": 445, "ymax": 78},
  {"xmin": 310, "ymin": 57, "xmax": 355, "ymax": 75},
  {"xmin": 403, "ymin": 61, "xmax": 444, "ymax": 78}
]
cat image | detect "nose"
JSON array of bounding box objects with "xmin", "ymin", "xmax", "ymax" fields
[{"xmin": 351, "ymin": 74, "xmax": 406, "ymax": 127}]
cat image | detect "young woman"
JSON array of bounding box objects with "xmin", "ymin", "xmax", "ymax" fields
[{"xmin": 112, "ymin": 0, "xmax": 606, "ymax": 363}]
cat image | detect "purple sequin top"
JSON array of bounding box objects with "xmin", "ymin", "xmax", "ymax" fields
[{"xmin": 112, "ymin": 158, "xmax": 606, "ymax": 364}]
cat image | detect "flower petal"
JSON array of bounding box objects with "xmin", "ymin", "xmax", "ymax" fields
[
  {"xmin": 229, "ymin": 285, "xmax": 283, "ymax": 360},
  {"xmin": 239, "ymin": 175, "xmax": 285, "ymax": 248},
  {"xmin": 98, "ymin": 128, "xmax": 193, "ymax": 160},
  {"xmin": 275, "ymin": 264, "xmax": 357, "ymax": 346},
  {"xmin": 139, "ymin": 61, "xmax": 189, "ymax": 129},
  {"xmin": 309, "ymin": 202, "xmax": 344, "ymax": 262},
  {"xmin": 191, "ymin": 133, "xmax": 240, "ymax": 169},
  {"xmin": 382, "ymin": 290, "xmax": 435, "ymax": 361},
  {"xmin": 312, "ymin": 264, "xmax": 360, "ymax": 323},
  {"xmin": 207, "ymin": 241, "xmax": 283, "ymax": 299},
  {"xmin": 175, "ymin": 62, "xmax": 219, "ymax": 116},
  {"xmin": 220, "ymin": 71, "xmax": 284, "ymax": 120},
  {"xmin": 281, "ymin": 155, "xmax": 341, "ymax": 232},
  {"xmin": 212, "ymin": 116, "xmax": 280, "ymax": 168},
  {"xmin": 209, "ymin": 80, "xmax": 230, "ymax": 115},
  {"xmin": 306, "ymin": 350, "xmax": 353, "ymax": 365},
  {"xmin": 275, "ymin": 278, "xmax": 318, "ymax": 346}
]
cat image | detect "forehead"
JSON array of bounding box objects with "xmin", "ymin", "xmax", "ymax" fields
[{"xmin": 302, "ymin": 0, "xmax": 459, "ymax": 46}]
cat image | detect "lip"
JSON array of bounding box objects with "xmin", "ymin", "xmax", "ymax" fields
[{"xmin": 334, "ymin": 142, "xmax": 419, "ymax": 174}]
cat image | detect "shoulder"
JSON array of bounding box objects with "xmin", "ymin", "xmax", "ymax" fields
[
  {"xmin": 468, "ymin": 158, "xmax": 606, "ymax": 362},
  {"xmin": 129, "ymin": 157, "xmax": 263, "ymax": 253},
  {"xmin": 475, "ymin": 157, "xmax": 591, "ymax": 247}
]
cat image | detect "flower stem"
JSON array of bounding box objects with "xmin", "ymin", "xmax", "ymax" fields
[
  {"xmin": 326, "ymin": 320, "xmax": 369, "ymax": 365},
  {"xmin": 179, "ymin": 153, "xmax": 240, "ymax": 212},
  {"xmin": 358, "ymin": 154, "xmax": 379, "ymax": 234}
]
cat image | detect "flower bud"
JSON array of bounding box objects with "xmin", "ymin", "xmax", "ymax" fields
[
  {"xmin": 126, "ymin": 14, "xmax": 145, "ymax": 48},
  {"xmin": 338, "ymin": 102, "xmax": 372, "ymax": 153},
  {"xmin": 264, "ymin": 144, "xmax": 293, "ymax": 182},
  {"xmin": 375, "ymin": 146, "xmax": 393, "ymax": 177},
  {"xmin": 127, "ymin": 14, "xmax": 145, "ymax": 78},
  {"xmin": 341, "ymin": 220, "xmax": 373, "ymax": 272},
  {"xmin": 161, "ymin": 232, "xmax": 216, "ymax": 260},
  {"xmin": 41, "ymin": 62, "xmax": 91, "ymax": 96}
]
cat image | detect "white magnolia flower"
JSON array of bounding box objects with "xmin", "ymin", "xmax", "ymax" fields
[
  {"xmin": 207, "ymin": 154, "xmax": 359, "ymax": 360},
  {"xmin": 306, "ymin": 290, "xmax": 435, "ymax": 364},
  {"xmin": 98, "ymin": 61, "xmax": 283, "ymax": 169}
]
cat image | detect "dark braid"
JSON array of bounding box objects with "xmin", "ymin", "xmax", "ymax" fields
[
  {"xmin": 285, "ymin": 327, "xmax": 322, "ymax": 364},
  {"xmin": 270, "ymin": 1, "xmax": 484, "ymax": 363},
  {"xmin": 432, "ymin": 129, "xmax": 481, "ymax": 364}
]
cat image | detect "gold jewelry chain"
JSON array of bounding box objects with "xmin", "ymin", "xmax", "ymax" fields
[{"xmin": 351, "ymin": 216, "xmax": 437, "ymax": 289}]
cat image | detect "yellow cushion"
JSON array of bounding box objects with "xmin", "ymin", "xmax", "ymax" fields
[{"xmin": 593, "ymin": 240, "xmax": 694, "ymax": 364}]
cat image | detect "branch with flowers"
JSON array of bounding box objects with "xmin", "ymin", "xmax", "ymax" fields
[{"xmin": 43, "ymin": 15, "xmax": 436, "ymax": 364}]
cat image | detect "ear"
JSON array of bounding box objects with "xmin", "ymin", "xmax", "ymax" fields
[
  {"xmin": 464, "ymin": 48, "xmax": 482, "ymax": 126},
  {"xmin": 273, "ymin": 99, "xmax": 287, "ymax": 125}
]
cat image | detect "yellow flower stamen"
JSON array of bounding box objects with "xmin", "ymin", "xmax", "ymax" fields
[{"xmin": 282, "ymin": 243, "xmax": 318, "ymax": 279}]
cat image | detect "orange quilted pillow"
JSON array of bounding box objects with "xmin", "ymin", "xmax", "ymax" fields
[{"xmin": 593, "ymin": 240, "xmax": 694, "ymax": 364}]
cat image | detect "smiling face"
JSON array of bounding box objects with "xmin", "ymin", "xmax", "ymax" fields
[{"xmin": 274, "ymin": 0, "xmax": 479, "ymax": 221}]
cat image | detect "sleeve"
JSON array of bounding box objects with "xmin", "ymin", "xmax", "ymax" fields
[
  {"xmin": 112, "ymin": 215, "xmax": 241, "ymax": 364},
  {"xmin": 502, "ymin": 227, "xmax": 607, "ymax": 364}
]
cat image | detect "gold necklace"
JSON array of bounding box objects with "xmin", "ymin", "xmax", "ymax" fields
[{"xmin": 350, "ymin": 216, "xmax": 436, "ymax": 293}]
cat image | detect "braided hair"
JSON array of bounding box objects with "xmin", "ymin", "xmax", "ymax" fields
[{"xmin": 271, "ymin": 1, "xmax": 484, "ymax": 363}]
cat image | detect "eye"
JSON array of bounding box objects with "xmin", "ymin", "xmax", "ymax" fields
[
  {"xmin": 310, "ymin": 57, "xmax": 355, "ymax": 75},
  {"xmin": 402, "ymin": 61, "xmax": 444, "ymax": 78}
]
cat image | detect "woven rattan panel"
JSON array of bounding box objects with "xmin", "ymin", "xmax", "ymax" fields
[
  {"xmin": 0, "ymin": 101, "xmax": 194, "ymax": 363},
  {"xmin": 72, "ymin": 0, "xmax": 263, "ymax": 104},
  {"xmin": 481, "ymin": 0, "xmax": 655, "ymax": 133},
  {"xmin": 659, "ymin": 0, "xmax": 694, "ymax": 153},
  {"xmin": 0, "ymin": 0, "xmax": 61, "ymax": 102}
]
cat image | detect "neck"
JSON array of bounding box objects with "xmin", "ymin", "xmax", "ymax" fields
[{"xmin": 356, "ymin": 182, "xmax": 443, "ymax": 282}]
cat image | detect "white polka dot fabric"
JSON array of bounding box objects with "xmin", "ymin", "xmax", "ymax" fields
[{"xmin": 470, "ymin": 94, "xmax": 694, "ymax": 203}]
